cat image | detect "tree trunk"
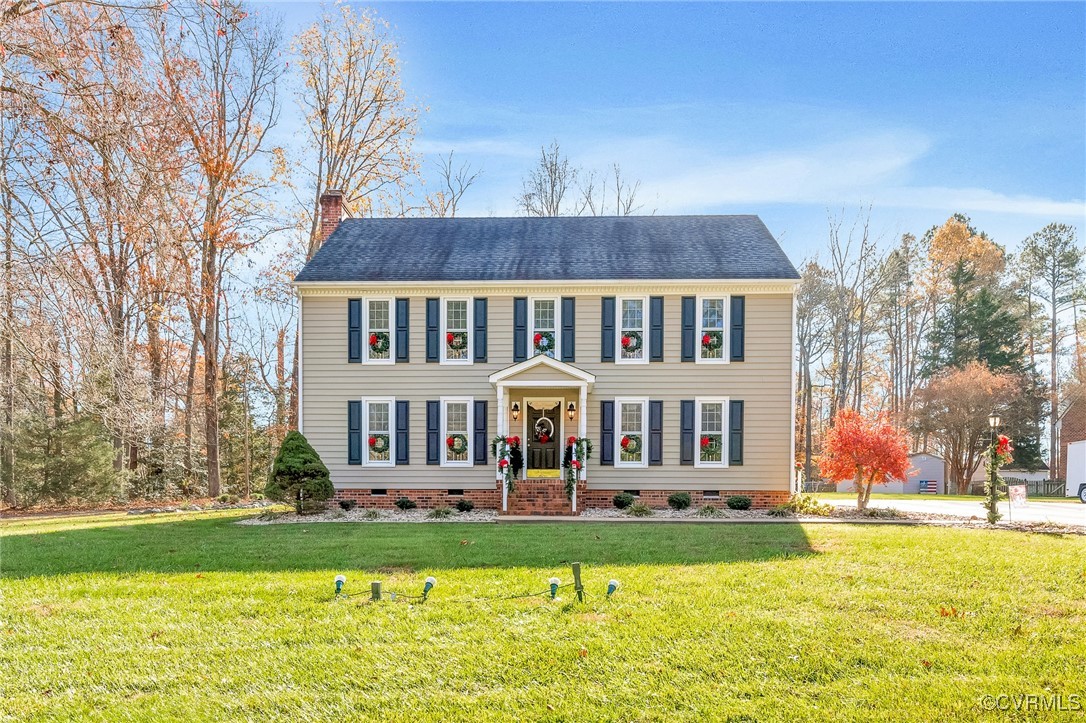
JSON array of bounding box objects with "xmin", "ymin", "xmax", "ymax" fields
[
  {"xmin": 288, "ymin": 329, "xmax": 299, "ymax": 431},
  {"xmin": 204, "ymin": 273, "xmax": 221, "ymax": 499},
  {"xmin": 1, "ymin": 190, "xmax": 14, "ymax": 507},
  {"xmin": 855, "ymin": 470, "xmax": 867, "ymax": 510},
  {"xmin": 183, "ymin": 338, "xmax": 198, "ymax": 487},
  {"xmin": 803, "ymin": 364, "xmax": 814, "ymax": 487},
  {"xmin": 1050, "ymin": 288, "xmax": 1059, "ymax": 479}
]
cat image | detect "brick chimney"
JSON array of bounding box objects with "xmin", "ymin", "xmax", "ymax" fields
[{"xmin": 318, "ymin": 190, "xmax": 345, "ymax": 243}]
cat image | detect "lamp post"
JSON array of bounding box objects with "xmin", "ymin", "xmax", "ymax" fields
[{"xmin": 985, "ymin": 413, "xmax": 1003, "ymax": 524}]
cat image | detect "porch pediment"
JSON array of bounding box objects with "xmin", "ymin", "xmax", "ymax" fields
[{"xmin": 488, "ymin": 355, "xmax": 596, "ymax": 388}]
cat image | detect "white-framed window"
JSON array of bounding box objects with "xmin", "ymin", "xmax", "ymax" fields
[
  {"xmin": 615, "ymin": 397, "xmax": 648, "ymax": 468},
  {"xmin": 364, "ymin": 397, "xmax": 395, "ymax": 466},
  {"xmin": 364, "ymin": 298, "xmax": 394, "ymax": 364},
  {"xmin": 441, "ymin": 298, "xmax": 472, "ymax": 364},
  {"xmin": 617, "ymin": 296, "xmax": 648, "ymax": 364},
  {"xmin": 530, "ymin": 297, "xmax": 559, "ymax": 358},
  {"xmin": 441, "ymin": 397, "xmax": 473, "ymax": 466},
  {"xmin": 695, "ymin": 397, "xmax": 728, "ymax": 468},
  {"xmin": 697, "ymin": 296, "xmax": 728, "ymax": 363}
]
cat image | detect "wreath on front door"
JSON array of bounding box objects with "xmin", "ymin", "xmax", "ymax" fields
[{"xmin": 534, "ymin": 417, "xmax": 554, "ymax": 445}]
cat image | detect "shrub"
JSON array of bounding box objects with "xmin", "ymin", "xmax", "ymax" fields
[
  {"xmin": 217, "ymin": 494, "xmax": 230, "ymax": 503},
  {"xmin": 727, "ymin": 495, "xmax": 753, "ymax": 510},
  {"xmin": 667, "ymin": 492, "xmax": 692, "ymax": 510},
  {"xmin": 697, "ymin": 505, "xmax": 720, "ymax": 517},
  {"xmin": 339, "ymin": 499, "xmax": 357, "ymax": 511},
  {"xmin": 428, "ymin": 506, "xmax": 454, "ymax": 519},
  {"xmin": 251, "ymin": 493, "xmax": 264, "ymax": 501},
  {"xmin": 768, "ymin": 494, "xmax": 833, "ymax": 517},
  {"xmin": 394, "ymin": 497, "xmax": 417, "ymax": 511},
  {"xmin": 626, "ymin": 502, "xmax": 653, "ymax": 517},
  {"xmin": 227, "ymin": 494, "xmax": 240, "ymax": 505},
  {"xmin": 864, "ymin": 506, "xmax": 901, "ymax": 519},
  {"xmin": 456, "ymin": 499, "xmax": 475, "ymax": 513},
  {"xmin": 363, "ymin": 509, "xmax": 381, "ymax": 520},
  {"xmin": 263, "ymin": 431, "xmax": 334, "ymax": 515},
  {"xmin": 613, "ymin": 492, "xmax": 636, "ymax": 509}
]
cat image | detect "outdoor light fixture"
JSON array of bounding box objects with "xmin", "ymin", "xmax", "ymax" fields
[
  {"xmin": 549, "ymin": 577, "xmax": 561, "ymax": 599},
  {"xmin": 334, "ymin": 574, "xmax": 346, "ymax": 596},
  {"xmin": 988, "ymin": 413, "xmax": 1001, "ymax": 429},
  {"xmin": 511, "ymin": 402, "xmax": 520, "ymax": 422},
  {"xmin": 422, "ymin": 576, "xmax": 436, "ymax": 599},
  {"xmin": 567, "ymin": 402, "xmax": 576, "ymax": 421},
  {"xmin": 607, "ymin": 579, "xmax": 620, "ymax": 597}
]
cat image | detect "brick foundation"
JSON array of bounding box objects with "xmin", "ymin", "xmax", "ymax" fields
[
  {"xmin": 333, "ymin": 483, "xmax": 789, "ymax": 513},
  {"xmin": 333, "ymin": 487, "xmax": 500, "ymax": 510},
  {"xmin": 579, "ymin": 488, "xmax": 790, "ymax": 510}
]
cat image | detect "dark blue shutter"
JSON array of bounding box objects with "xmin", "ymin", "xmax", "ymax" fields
[
  {"xmin": 348, "ymin": 299, "xmax": 362, "ymax": 363},
  {"xmin": 681, "ymin": 296, "xmax": 695, "ymax": 362},
  {"xmin": 680, "ymin": 400, "xmax": 695, "ymax": 465},
  {"xmin": 600, "ymin": 400, "xmax": 615, "ymax": 466},
  {"xmin": 730, "ymin": 296, "xmax": 745, "ymax": 362},
  {"xmin": 426, "ymin": 400, "xmax": 440, "ymax": 465},
  {"xmin": 648, "ymin": 400, "xmax": 663, "ymax": 466},
  {"xmin": 395, "ymin": 298, "xmax": 409, "ymax": 362},
  {"xmin": 348, "ymin": 400, "xmax": 362, "ymax": 464},
  {"xmin": 729, "ymin": 400, "xmax": 744, "ymax": 465},
  {"xmin": 425, "ymin": 298, "xmax": 439, "ymax": 363},
  {"xmin": 601, "ymin": 297, "xmax": 616, "ymax": 362},
  {"xmin": 395, "ymin": 400, "xmax": 409, "ymax": 464},
  {"xmin": 649, "ymin": 296, "xmax": 664, "ymax": 362},
  {"xmin": 474, "ymin": 298, "xmax": 488, "ymax": 362},
  {"xmin": 513, "ymin": 297, "xmax": 528, "ymax": 362},
  {"xmin": 561, "ymin": 297, "xmax": 576, "ymax": 362},
  {"xmin": 473, "ymin": 400, "xmax": 488, "ymax": 465}
]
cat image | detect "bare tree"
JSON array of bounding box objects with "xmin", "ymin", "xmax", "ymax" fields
[
  {"xmin": 795, "ymin": 260, "xmax": 834, "ymax": 485},
  {"xmin": 427, "ymin": 151, "xmax": 481, "ymax": 218},
  {"xmin": 578, "ymin": 164, "xmax": 645, "ymax": 216},
  {"xmin": 516, "ymin": 141, "xmax": 579, "ymax": 217}
]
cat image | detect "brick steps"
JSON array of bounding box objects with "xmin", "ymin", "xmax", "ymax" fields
[{"xmin": 502, "ymin": 478, "xmax": 575, "ymax": 516}]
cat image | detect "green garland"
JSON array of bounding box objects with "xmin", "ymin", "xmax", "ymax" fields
[
  {"xmin": 562, "ymin": 437, "xmax": 594, "ymax": 500},
  {"xmin": 491, "ymin": 435, "xmax": 522, "ymax": 493},
  {"xmin": 620, "ymin": 330, "xmax": 643, "ymax": 355},
  {"xmin": 369, "ymin": 331, "xmax": 390, "ymax": 356}
]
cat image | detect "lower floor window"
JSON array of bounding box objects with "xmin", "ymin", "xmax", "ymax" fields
[
  {"xmin": 442, "ymin": 398, "xmax": 472, "ymax": 466},
  {"xmin": 616, "ymin": 398, "xmax": 647, "ymax": 467},
  {"xmin": 366, "ymin": 399, "xmax": 394, "ymax": 466},
  {"xmin": 696, "ymin": 398, "xmax": 727, "ymax": 467}
]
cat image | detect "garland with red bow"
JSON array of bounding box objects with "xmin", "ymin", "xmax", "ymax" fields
[{"xmin": 562, "ymin": 436, "xmax": 594, "ymax": 500}]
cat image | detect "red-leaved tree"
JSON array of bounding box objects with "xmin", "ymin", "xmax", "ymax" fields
[{"xmin": 819, "ymin": 408, "xmax": 910, "ymax": 510}]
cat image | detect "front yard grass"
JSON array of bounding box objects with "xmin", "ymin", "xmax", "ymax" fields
[
  {"xmin": 2, "ymin": 511, "xmax": 1084, "ymax": 721},
  {"xmin": 813, "ymin": 491, "xmax": 1080, "ymax": 504}
]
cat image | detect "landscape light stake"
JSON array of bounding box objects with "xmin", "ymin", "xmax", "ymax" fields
[
  {"xmin": 607, "ymin": 579, "xmax": 620, "ymax": 597},
  {"xmin": 334, "ymin": 575, "xmax": 346, "ymax": 597},
  {"xmin": 549, "ymin": 578, "xmax": 561, "ymax": 599},
  {"xmin": 371, "ymin": 581, "xmax": 382, "ymax": 602},
  {"xmin": 422, "ymin": 576, "xmax": 436, "ymax": 600}
]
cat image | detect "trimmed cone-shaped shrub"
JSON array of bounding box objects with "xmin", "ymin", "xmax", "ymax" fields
[{"xmin": 265, "ymin": 431, "xmax": 333, "ymax": 514}]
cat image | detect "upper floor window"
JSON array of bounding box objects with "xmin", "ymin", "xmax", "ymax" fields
[
  {"xmin": 531, "ymin": 298, "xmax": 558, "ymax": 358},
  {"xmin": 617, "ymin": 297, "xmax": 647, "ymax": 364},
  {"xmin": 365, "ymin": 398, "xmax": 394, "ymax": 466},
  {"xmin": 698, "ymin": 296, "xmax": 727, "ymax": 363},
  {"xmin": 442, "ymin": 397, "xmax": 473, "ymax": 466},
  {"xmin": 365, "ymin": 299, "xmax": 393, "ymax": 363},
  {"xmin": 695, "ymin": 398, "xmax": 728, "ymax": 468},
  {"xmin": 616, "ymin": 398, "xmax": 648, "ymax": 468},
  {"xmin": 442, "ymin": 298, "xmax": 472, "ymax": 364}
]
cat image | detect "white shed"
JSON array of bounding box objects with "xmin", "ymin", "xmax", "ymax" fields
[{"xmin": 836, "ymin": 453, "xmax": 946, "ymax": 494}]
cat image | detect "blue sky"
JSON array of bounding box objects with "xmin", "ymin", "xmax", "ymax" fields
[{"xmin": 265, "ymin": 1, "xmax": 1085, "ymax": 263}]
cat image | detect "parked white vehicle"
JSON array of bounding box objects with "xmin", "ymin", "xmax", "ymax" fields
[{"xmin": 1063, "ymin": 440, "xmax": 1086, "ymax": 503}]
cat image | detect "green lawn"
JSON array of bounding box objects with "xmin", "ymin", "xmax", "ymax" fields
[
  {"xmin": 813, "ymin": 491, "xmax": 1080, "ymax": 503},
  {"xmin": 2, "ymin": 511, "xmax": 1084, "ymax": 721}
]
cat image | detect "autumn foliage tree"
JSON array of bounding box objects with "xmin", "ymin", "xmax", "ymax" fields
[{"xmin": 819, "ymin": 408, "xmax": 910, "ymax": 510}]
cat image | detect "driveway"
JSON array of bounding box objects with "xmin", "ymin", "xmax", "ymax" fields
[{"xmin": 824, "ymin": 497, "xmax": 1086, "ymax": 528}]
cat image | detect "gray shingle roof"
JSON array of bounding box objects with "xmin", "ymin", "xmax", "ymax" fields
[{"xmin": 294, "ymin": 215, "xmax": 800, "ymax": 283}]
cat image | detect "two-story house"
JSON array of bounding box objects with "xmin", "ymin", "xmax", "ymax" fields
[{"xmin": 294, "ymin": 192, "xmax": 801, "ymax": 514}]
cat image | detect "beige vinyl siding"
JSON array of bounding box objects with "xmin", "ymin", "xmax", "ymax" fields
[{"xmin": 300, "ymin": 290, "xmax": 794, "ymax": 492}]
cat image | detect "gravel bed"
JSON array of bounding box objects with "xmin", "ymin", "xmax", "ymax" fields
[
  {"xmin": 581, "ymin": 507, "xmax": 766, "ymax": 519},
  {"xmin": 237, "ymin": 508, "xmax": 498, "ymax": 525}
]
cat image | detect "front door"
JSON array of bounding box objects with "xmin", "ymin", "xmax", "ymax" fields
[{"xmin": 526, "ymin": 400, "xmax": 561, "ymax": 477}]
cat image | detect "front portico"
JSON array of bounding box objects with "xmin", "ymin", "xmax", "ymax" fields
[{"xmin": 489, "ymin": 355, "xmax": 595, "ymax": 513}]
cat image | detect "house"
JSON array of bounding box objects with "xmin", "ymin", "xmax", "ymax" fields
[
  {"xmin": 293, "ymin": 192, "xmax": 801, "ymax": 514},
  {"xmin": 835, "ymin": 453, "xmax": 946, "ymax": 495},
  {"xmin": 1055, "ymin": 385, "xmax": 1086, "ymax": 481}
]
